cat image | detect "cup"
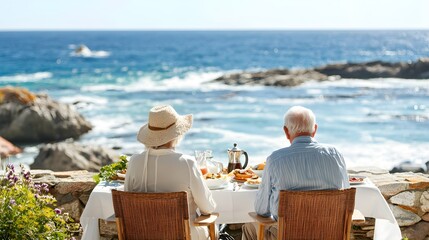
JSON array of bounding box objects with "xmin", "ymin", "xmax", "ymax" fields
[{"xmin": 194, "ymin": 150, "xmax": 208, "ymax": 175}]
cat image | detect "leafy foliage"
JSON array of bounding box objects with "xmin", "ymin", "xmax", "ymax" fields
[
  {"xmin": 0, "ymin": 164, "xmax": 76, "ymax": 239},
  {"xmin": 93, "ymin": 155, "xmax": 128, "ymax": 183}
]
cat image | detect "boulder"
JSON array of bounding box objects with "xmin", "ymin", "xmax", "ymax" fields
[
  {"xmin": 31, "ymin": 142, "xmax": 117, "ymax": 172},
  {"xmin": 0, "ymin": 87, "xmax": 92, "ymax": 143},
  {"xmin": 0, "ymin": 136, "xmax": 22, "ymax": 158}
]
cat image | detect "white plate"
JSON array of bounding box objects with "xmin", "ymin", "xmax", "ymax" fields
[
  {"xmin": 349, "ymin": 175, "xmax": 367, "ymax": 185},
  {"xmin": 244, "ymin": 182, "xmax": 260, "ymax": 189},
  {"xmin": 208, "ymin": 183, "xmax": 229, "ymax": 190}
]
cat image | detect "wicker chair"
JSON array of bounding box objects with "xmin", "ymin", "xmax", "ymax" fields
[
  {"xmin": 249, "ymin": 188, "xmax": 356, "ymax": 240},
  {"xmin": 111, "ymin": 190, "xmax": 218, "ymax": 240}
]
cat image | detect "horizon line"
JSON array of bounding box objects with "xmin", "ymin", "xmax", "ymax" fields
[{"xmin": 1, "ymin": 28, "xmax": 429, "ymax": 32}]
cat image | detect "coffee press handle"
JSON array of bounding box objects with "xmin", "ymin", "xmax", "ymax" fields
[{"xmin": 242, "ymin": 151, "xmax": 249, "ymax": 169}]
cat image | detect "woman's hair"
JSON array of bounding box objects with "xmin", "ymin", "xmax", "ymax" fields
[{"xmin": 283, "ymin": 106, "xmax": 316, "ymax": 136}]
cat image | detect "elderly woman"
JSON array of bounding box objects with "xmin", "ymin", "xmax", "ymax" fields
[{"xmin": 124, "ymin": 105, "xmax": 216, "ymax": 240}]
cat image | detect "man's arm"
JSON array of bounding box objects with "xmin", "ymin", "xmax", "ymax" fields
[{"xmin": 254, "ymin": 158, "xmax": 272, "ymax": 217}]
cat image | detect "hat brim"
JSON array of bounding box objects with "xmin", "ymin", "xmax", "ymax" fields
[{"xmin": 137, "ymin": 114, "xmax": 192, "ymax": 147}]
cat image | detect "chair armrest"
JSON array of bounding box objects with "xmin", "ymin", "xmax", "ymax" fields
[
  {"xmin": 352, "ymin": 209, "xmax": 365, "ymax": 224},
  {"xmin": 248, "ymin": 212, "xmax": 277, "ymax": 225},
  {"xmin": 194, "ymin": 213, "xmax": 219, "ymax": 226}
]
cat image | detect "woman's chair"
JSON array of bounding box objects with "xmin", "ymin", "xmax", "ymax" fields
[
  {"xmin": 249, "ymin": 188, "xmax": 356, "ymax": 240},
  {"xmin": 111, "ymin": 190, "xmax": 218, "ymax": 240}
]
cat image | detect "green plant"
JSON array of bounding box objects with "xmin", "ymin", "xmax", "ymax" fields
[
  {"xmin": 93, "ymin": 155, "xmax": 128, "ymax": 183},
  {"xmin": 0, "ymin": 164, "xmax": 76, "ymax": 239}
]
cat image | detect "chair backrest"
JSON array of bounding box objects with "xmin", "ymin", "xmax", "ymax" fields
[
  {"xmin": 278, "ymin": 188, "xmax": 356, "ymax": 240},
  {"xmin": 111, "ymin": 190, "xmax": 190, "ymax": 240}
]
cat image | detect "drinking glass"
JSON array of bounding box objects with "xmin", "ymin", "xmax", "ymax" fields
[{"xmin": 194, "ymin": 150, "xmax": 208, "ymax": 175}]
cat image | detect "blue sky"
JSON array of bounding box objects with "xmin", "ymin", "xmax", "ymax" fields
[{"xmin": 1, "ymin": 0, "xmax": 429, "ymax": 30}]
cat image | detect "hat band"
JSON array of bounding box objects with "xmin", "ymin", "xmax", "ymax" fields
[{"xmin": 148, "ymin": 122, "xmax": 176, "ymax": 131}]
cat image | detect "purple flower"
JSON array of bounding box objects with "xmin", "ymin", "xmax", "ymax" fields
[
  {"xmin": 12, "ymin": 176, "xmax": 18, "ymax": 183},
  {"xmin": 54, "ymin": 208, "xmax": 62, "ymax": 214},
  {"xmin": 34, "ymin": 183, "xmax": 42, "ymax": 193},
  {"xmin": 10, "ymin": 199, "xmax": 16, "ymax": 205},
  {"xmin": 41, "ymin": 183, "xmax": 49, "ymax": 192},
  {"xmin": 24, "ymin": 171, "xmax": 31, "ymax": 180},
  {"xmin": 34, "ymin": 194, "xmax": 39, "ymax": 199},
  {"xmin": 6, "ymin": 171, "xmax": 13, "ymax": 180},
  {"xmin": 7, "ymin": 163, "xmax": 14, "ymax": 172}
]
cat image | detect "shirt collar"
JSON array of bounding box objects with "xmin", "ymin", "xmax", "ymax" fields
[
  {"xmin": 148, "ymin": 148, "xmax": 177, "ymax": 155},
  {"xmin": 292, "ymin": 135, "xmax": 315, "ymax": 144}
]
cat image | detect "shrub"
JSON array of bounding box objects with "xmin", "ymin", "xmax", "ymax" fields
[{"xmin": 0, "ymin": 164, "xmax": 76, "ymax": 239}]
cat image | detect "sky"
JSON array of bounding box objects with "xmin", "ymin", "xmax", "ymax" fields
[{"xmin": 1, "ymin": 0, "xmax": 429, "ymax": 30}]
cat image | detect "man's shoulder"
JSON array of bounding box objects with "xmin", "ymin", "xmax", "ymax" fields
[
  {"xmin": 268, "ymin": 147, "xmax": 291, "ymax": 161},
  {"xmin": 313, "ymin": 142, "xmax": 342, "ymax": 154}
]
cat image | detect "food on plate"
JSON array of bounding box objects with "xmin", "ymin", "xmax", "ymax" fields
[
  {"xmin": 246, "ymin": 177, "xmax": 261, "ymax": 185},
  {"xmin": 204, "ymin": 173, "xmax": 222, "ymax": 179},
  {"xmin": 232, "ymin": 169, "xmax": 257, "ymax": 181},
  {"xmin": 251, "ymin": 162, "xmax": 266, "ymax": 170},
  {"xmin": 349, "ymin": 176, "xmax": 365, "ymax": 183}
]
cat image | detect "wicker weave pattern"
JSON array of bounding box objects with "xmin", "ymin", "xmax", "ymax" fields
[
  {"xmin": 278, "ymin": 188, "xmax": 356, "ymax": 240},
  {"xmin": 112, "ymin": 190, "xmax": 190, "ymax": 240}
]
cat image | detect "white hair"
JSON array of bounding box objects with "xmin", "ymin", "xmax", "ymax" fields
[{"xmin": 283, "ymin": 106, "xmax": 316, "ymax": 136}]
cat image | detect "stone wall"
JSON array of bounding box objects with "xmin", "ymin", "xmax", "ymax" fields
[
  {"xmin": 348, "ymin": 167, "xmax": 429, "ymax": 240},
  {"xmin": 32, "ymin": 168, "xmax": 429, "ymax": 240}
]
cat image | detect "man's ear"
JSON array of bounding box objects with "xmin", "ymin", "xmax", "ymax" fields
[
  {"xmin": 311, "ymin": 124, "xmax": 318, "ymax": 137},
  {"xmin": 283, "ymin": 126, "xmax": 291, "ymax": 140}
]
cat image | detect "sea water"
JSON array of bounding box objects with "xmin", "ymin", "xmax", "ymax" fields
[{"xmin": 0, "ymin": 31, "xmax": 428, "ymax": 170}]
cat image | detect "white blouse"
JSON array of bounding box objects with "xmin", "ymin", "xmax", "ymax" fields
[{"xmin": 124, "ymin": 148, "xmax": 216, "ymax": 239}]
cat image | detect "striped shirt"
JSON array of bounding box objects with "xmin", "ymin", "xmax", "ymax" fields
[{"xmin": 255, "ymin": 136, "xmax": 350, "ymax": 219}]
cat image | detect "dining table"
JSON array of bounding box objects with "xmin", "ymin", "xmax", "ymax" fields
[{"xmin": 80, "ymin": 178, "xmax": 402, "ymax": 240}]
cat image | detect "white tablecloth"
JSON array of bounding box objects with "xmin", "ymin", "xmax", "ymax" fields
[{"xmin": 80, "ymin": 180, "xmax": 402, "ymax": 240}]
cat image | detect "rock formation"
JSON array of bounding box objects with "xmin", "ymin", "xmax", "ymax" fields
[
  {"xmin": 213, "ymin": 69, "xmax": 331, "ymax": 87},
  {"xmin": 0, "ymin": 136, "xmax": 22, "ymax": 158},
  {"xmin": 213, "ymin": 58, "xmax": 429, "ymax": 87},
  {"xmin": 0, "ymin": 87, "xmax": 92, "ymax": 143},
  {"xmin": 31, "ymin": 141, "xmax": 117, "ymax": 171}
]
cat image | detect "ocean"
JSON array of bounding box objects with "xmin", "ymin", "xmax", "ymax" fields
[{"xmin": 1, "ymin": 31, "xmax": 429, "ymax": 170}]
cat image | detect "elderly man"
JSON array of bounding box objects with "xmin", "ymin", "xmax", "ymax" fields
[{"xmin": 242, "ymin": 106, "xmax": 350, "ymax": 240}]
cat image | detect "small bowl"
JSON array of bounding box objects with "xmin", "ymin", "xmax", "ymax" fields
[
  {"xmin": 252, "ymin": 170, "xmax": 264, "ymax": 178},
  {"xmin": 205, "ymin": 175, "xmax": 230, "ymax": 188}
]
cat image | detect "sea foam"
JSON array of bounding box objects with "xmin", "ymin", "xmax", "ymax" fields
[{"xmin": 0, "ymin": 72, "xmax": 53, "ymax": 82}]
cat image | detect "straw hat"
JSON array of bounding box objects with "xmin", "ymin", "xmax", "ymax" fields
[{"xmin": 137, "ymin": 105, "xmax": 193, "ymax": 147}]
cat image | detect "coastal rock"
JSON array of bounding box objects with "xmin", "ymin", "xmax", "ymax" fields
[
  {"xmin": 213, "ymin": 58, "xmax": 429, "ymax": 87},
  {"xmin": 212, "ymin": 69, "xmax": 330, "ymax": 87},
  {"xmin": 390, "ymin": 204, "xmax": 421, "ymax": 226},
  {"xmin": 390, "ymin": 191, "xmax": 423, "ymax": 208},
  {"xmin": 31, "ymin": 142, "xmax": 117, "ymax": 171},
  {"xmin": 315, "ymin": 60, "xmax": 405, "ymax": 79},
  {"xmin": 391, "ymin": 161, "xmax": 428, "ymax": 174},
  {"xmin": 0, "ymin": 87, "xmax": 92, "ymax": 143},
  {"xmin": 0, "ymin": 136, "xmax": 22, "ymax": 158}
]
